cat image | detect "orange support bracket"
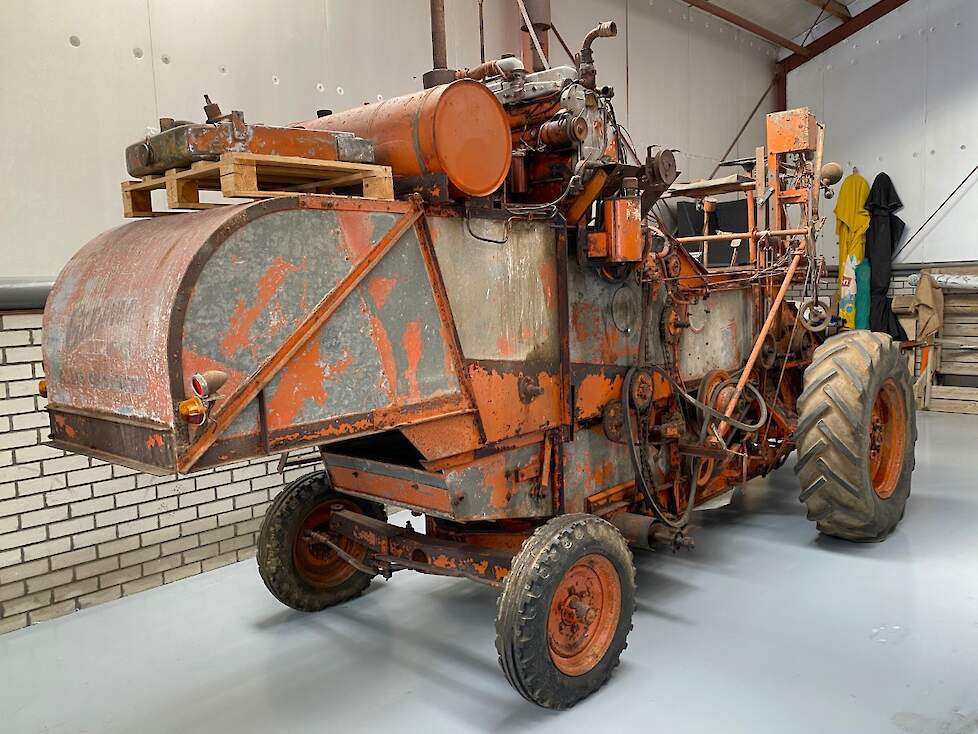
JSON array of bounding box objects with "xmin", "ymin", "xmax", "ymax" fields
[{"xmin": 177, "ymin": 199, "xmax": 425, "ymax": 473}]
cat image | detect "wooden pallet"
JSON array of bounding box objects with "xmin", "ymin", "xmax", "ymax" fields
[
  {"xmin": 928, "ymin": 385, "xmax": 978, "ymax": 415},
  {"xmin": 121, "ymin": 152, "xmax": 394, "ymax": 217},
  {"xmin": 923, "ymin": 284, "xmax": 978, "ymax": 413}
]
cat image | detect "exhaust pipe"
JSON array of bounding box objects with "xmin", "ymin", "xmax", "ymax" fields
[
  {"xmin": 578, "ymin": 20, "xmax": 618, "ymax": 89},
  {"xmin": 423, "ymin": 0, "xmax": 456, "ymax": 88}
]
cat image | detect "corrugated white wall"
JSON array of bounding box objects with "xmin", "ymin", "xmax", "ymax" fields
[
  {"xmin": 788, "ymin": 0, "xmax": 978, "ymax": 265},
  {"xmin": 1, "ymin": 0, "xmax": 776, "ymax": 279}
]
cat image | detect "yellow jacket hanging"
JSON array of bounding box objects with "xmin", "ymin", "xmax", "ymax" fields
[{"xmin": 834, "ymin": 173, "xmax": 870, "ymax": 328}]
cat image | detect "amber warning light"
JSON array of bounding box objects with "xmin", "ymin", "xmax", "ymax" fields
[{"xmin": 178, "ymin": 370, "xmax": 228, "ymax": 425}]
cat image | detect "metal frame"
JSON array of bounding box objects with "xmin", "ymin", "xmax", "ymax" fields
[
  {"xmin": 682, "ymin": 0, "xmax": 810, "ymax": 56},
  {"xmin": 775, "ymin": 0, "xmax": 913, "ymax": 108}
]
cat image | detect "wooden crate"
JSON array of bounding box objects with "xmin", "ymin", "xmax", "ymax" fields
[
  {"xmin": 925, "ymin": 291, "xmax": 978, "ymax": 412},
  {"xmin": 121, "ymin": 152, "xmax": 394, "ymax": 217},
  {"xmin": 928, "ymin": 385, "xmax": 978, "ymax": 415}
]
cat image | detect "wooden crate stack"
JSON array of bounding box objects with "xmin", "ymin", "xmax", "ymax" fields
[
  {"xmin": 122, "ymin": 152, "xmax": 394, "ymax": 218},
  {"xmin": 921, "ymin": 267, "xmax": 978, "ymax": 415}
]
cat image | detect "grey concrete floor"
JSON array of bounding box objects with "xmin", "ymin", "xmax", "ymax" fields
[{"xmin": 2, "ymin": 411, "xmax": 977, "ymax": 734}]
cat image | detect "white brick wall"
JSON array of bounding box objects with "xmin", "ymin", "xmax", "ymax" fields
[{"xmin": 0, "ymin": 311, "xmax": 312, "ymax": 636}]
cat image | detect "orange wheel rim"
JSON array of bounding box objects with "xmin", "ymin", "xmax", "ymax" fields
[
  {"xmin": 869, "ymin": 378, "xmax": 907, "ymax": 499},
  {"xmin": 293, "ymin": 500, "xmax": 366, "ymax": 587},
  {"xmin": 547, "ymin": 554, "xmax": 621, "ymax": 677}
]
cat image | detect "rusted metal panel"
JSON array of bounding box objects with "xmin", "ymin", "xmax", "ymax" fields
[
  {"xmin": 400, "ymin": 413, "xmax": 484, "ymax": 460},
  {"xmin": 321, "ymin": 452, "xmax": 454, "ymax": 517},
  {"xmin": 572, "ymin": 365, "xmax": 624, "ymax": 423},
  {"xmin": 567, "ymin": 258, "xmax": 641, "ymax": 365},
  {"xmin": 766, "ymin": 108, "xmax": 819, "ymax": 155},
  {"xmin": 43, "ymin": 195, "xmax": 484, "ymax": 473},
  {"xmin": 323, "ymin": 440, "xmax": 551, "ymax": 521},
  {"xmin": 676, "ymin": 289, "xmax": 754, "ymax": 382},
  {"xmin": 465, "ymin": 360, "xmax": 561, "ymax": 443},
  {"xmin": 444, "ymin": 442, "xmax": 552, "ymax": 521},
  {"xmin": 561, "ymin": 425, "xmax": 635, "ymax": 514},
  {"xmin": 47, "ymin": 409, "xmax": 175, "ymax": 476},
  {"xmin": 43, "ymin": 204, "xmax": 249, "ymax": 430},
  {"xmin": 428, "ymin": 217, "xmax": 559, "ymax": 363}
]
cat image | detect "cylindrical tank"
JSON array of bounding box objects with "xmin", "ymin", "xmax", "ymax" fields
[{"xmin": 301, "ymin": 80, "xmax": 511, "ymax": 198}]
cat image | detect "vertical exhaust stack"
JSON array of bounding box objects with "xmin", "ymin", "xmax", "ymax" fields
[
  {"xmin": 423, "ymin": 0, "xmax": 456, "ymax": 88},
  {"xmin": 519, "ymin": 0, "xmax": 551, "ymax": 72}
]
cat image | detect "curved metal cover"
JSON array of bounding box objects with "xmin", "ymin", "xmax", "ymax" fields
[{"xmin": 43, "ymin": 196, "xmax": 469, "ymax": 472}]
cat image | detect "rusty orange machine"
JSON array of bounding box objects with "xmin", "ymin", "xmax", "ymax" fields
[{"xmin": 41, "ymin": 19, "xmax": 916, "ymax": 709}]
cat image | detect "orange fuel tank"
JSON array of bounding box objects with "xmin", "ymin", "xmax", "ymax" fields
[{"xmin": 301, "ymin": 80, "xmax": 512, "ymax": 198}]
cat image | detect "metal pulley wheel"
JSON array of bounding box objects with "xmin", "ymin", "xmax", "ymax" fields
[
  {"xmin": 799, "ymin": 300, "xmax": 830, "ymax": 333},
  {"xmin": 602, "ymin": 401, "xmax": 625, "ymax": 443},
  {"xmin": 628, "ymin": 368, "xmax": 655, "ymax": 412},
  {"xmin": 651, "ymin": 149, "xmax": 677, "ymax": 186}
]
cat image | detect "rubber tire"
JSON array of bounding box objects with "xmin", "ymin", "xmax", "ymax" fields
[
  {"xmin": 495, "ymin": 514, "xmax": 636, "ymax": 709},
  {"xmin": 257, "ymin": 470, "xmax": 385, "ymax": 612},
  {"xmin": 795, "ymin": 331, "xmax": 916, "ymax": 542}
]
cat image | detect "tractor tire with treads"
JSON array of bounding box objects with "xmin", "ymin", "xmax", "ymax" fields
[
  {"xmin": 495, "ymin": 514, "xmax": 635, "ymax": 709},
  {"xmin": 795, "ymin": 331, "xmax": 916, "ymax": 542},
  {"xmin": 257, "ymin": 470, "xmax": 385, "ymax": 612}
]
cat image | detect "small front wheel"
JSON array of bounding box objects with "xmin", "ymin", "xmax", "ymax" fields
[
  {"xmin": 495, "ymin": 514, "xmax": 635, "ymax": 709},
  {"xmin": 257, "ymin": 470, "xmax": 385, "ymax": 612}
]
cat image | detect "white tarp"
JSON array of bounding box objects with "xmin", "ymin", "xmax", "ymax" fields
[{"xmin": 907, "ymin": 273, "xmax": 978, "ymax": 291}]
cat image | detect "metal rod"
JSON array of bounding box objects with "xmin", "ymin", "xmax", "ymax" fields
[
  {"xmin": 478, "ymin": 0, "xmax": 485, "ymax": 63},
  {"xmin": 304, "ymin": 530, "xmax": 378, "ymax": 575},
  {"xmin": 801, "ymin": 0, "xmax": 851, "ymax": 20},
  {"xmin": 550, "ymin": 23, "xmax": 575, "ymax": 63},
  {"xmin": 676, "ymin": 227, "xmax": 807, "ymax": 244},
  {"xmin": 720, "ymin": 249, "xmax": 805, "ymax": 431},
  {"xmin": 708, "ymin": 79, "xmax": 774, "ymax": 180}
]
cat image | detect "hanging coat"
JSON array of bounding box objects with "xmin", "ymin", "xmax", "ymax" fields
[
  {"xmin": 865, "ymin": 173, "xmax": 908, "ymax": 340},
  {"xmin": 834, "ymin": 173, "xmax": 870, "ymax": 328}
]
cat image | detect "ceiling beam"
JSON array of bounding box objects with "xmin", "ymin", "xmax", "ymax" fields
[
  {"xmin": 782, "ymin": 0, "xmax": 912, "ymax": 73},
  {"xmin": 682, "ymin": 1, "xmax": 811, "ymax": 57},
  {"xmin": 801, "ymin": 0, "xmax": 851, "ymax": 22}
]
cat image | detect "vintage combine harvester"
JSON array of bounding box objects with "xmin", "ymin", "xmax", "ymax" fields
[{"xmin": 42, "ymin": 13, "xmax": 915, "ymax": 709}]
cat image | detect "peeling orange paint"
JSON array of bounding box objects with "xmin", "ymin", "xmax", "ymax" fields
[
  {"xmin": 402, "ymin": 414, "xmax": 481, "ymax": 461},
  {"xmin": 575, "ymin": 372, "xmax": 621, "ymax": 422},
  {"xmin": 369, "ymin": 315, "xmax": 398, "ymax": 399},
  {"xmin": 221, "ymin": 256, "xmax": 302, "ymax": 359},
  {"xmin": 402, "ymin": 320, "xmax": 423, "ymax": 401},
  {"xmin": 53, "ymin": 414, "xmax": 77, "ymax": 440},
  {"xmin": 146, "ymin": 433, "xmax": 164, "ymax": 449},
  {"xmin": 265, "ymin": 338, "xmax": 328, "ymax": 427},
  {"xmin": 368, "ymin": 276, "xmax": 398, "ymax": 310},
  {"xmin": 539, "ymin": 256, "xmax": 557, "ymax": 308},
  {"xmin": 467, "ymin": 365, "xmax": 560, "ymax": 443},
  {"xmin": 337, "ymin": 209, "xmax": 379, "ymax": 260}
]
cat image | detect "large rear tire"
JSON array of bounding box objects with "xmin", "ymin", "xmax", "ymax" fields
[
  {"xmin": 495, "ymin": 514, "xmax": 635, "ymax": 709},
  {"xmin": 257, "ymin": 470, "xmax": 385, "ymax": 611},
  {"xmin": 795, "ymin": 331, "xmax": 916, "ymax": 542}
]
